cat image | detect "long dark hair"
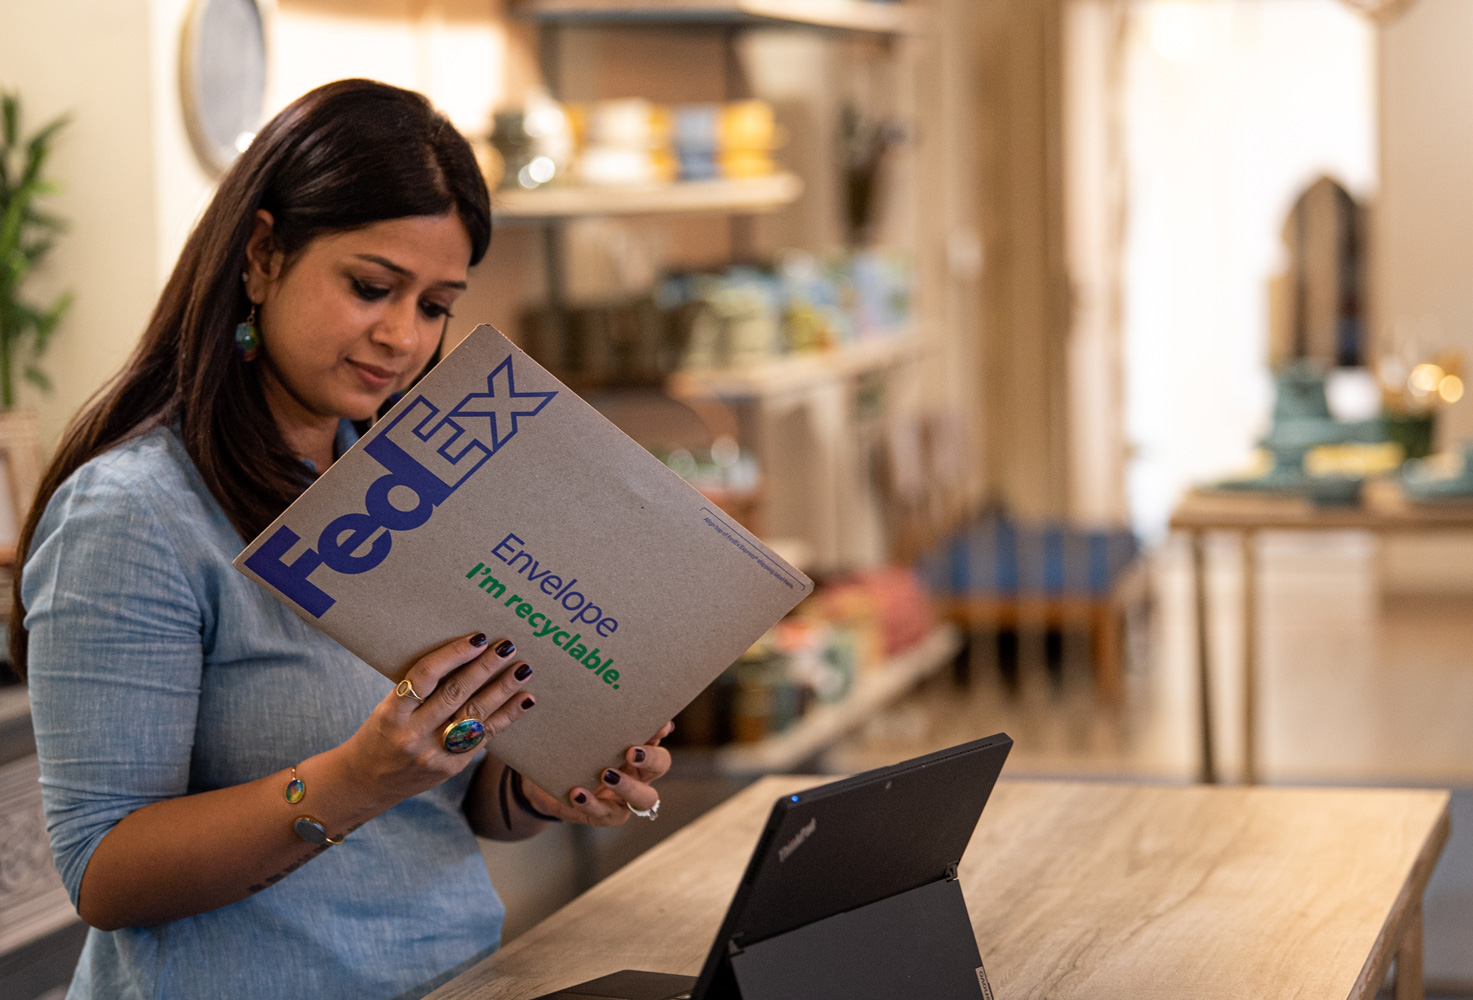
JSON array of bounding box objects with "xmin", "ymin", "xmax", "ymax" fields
[{"xmin": 8, "ymin": 79, "xmax": 492, "ymax": 678}]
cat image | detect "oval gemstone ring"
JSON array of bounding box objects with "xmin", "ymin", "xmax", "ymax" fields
[{"xmin": 442, "ymin": 717, "xmax": 487, "ymax": 754}]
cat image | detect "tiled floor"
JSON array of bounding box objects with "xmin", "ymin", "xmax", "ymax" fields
[{"xmin": 832, "ymin": 532, "xmax": 1473, "ymax": 784}]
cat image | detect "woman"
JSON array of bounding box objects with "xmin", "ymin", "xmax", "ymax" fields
[{"xmin": 12, "ymin": 79, "xmax": 670, "ymax": 1000}]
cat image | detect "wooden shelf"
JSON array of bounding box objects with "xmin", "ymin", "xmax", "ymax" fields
[
  {"xmin": 493, "ymin": 173, "xmax": 803, "ymax": 220},
  {"xmin": 668, "ymin": 335, "xmax": 914, "ymax": 400},
  {"xmin": 713, "ymin": 623, "xmax": 961, "ymax": 775},
  {"xmin": 515, "ymin": 0, "xmax": 923, "ymax": 35}
]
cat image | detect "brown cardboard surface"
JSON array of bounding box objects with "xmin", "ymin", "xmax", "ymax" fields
[{"xmin": 234, "ymin": 325, "xmax": 811, "ymax": 797}]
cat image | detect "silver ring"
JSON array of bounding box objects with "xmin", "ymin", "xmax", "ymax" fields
[{"xmin": 628, "ymin": 798, "xmax": 660, "ymax": 821}]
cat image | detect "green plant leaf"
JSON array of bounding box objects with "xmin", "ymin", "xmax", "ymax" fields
[
  {"xmin": 6, "ymin": 182, "xmax": 39, "ymax": 225},
  {"xmin": 21, "ymin": 237, "xmax": 55, "ymax": 267},
  {"xmin": 1, "ymin": 254, "xmax": 25, "ymax": 292},
  {"xmin": 1, "ymin": 241, "xmax": 33, "ymax": 304},
  {"xmin": 21, "ymin": 153, "xmax": 55, "ymax": 193},
  {"xmin": 8, "ymin": 298, "xmax": 39, "ymax": 330},
  {"xmin": 26, "ymin": 114, "xmax": 69, "ymax": 160},
  {"xmin": 35, "ymin": 289, "xmax": 72, "ymax": 350},
  {"xmin": 2, "ymin": 94, "xmax": 17, "ymax": 150},
  {"xmin": 19, "ymin": 117, "xmax": 69, "ymax": 194},
  {"xmin": 24, "ymin": 208, "xmax": 67, "ymax": 234},
  {"xmin": 0, "ymin": 91, "xmax": 70, "ymax": 406},
  {"xmin": 1, "ymin": 189, "xmax": 29, "ymax": 256}
]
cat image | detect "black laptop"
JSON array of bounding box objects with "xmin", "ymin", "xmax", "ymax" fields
[{"xmin": 535, "ymin": 732, "xmax": 1012, "ymax": 1000}]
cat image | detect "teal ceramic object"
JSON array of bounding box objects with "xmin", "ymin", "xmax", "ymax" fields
[
  {"xmin": 1402, "ymin": 442, "xmax": 1473, "ymax": 501},
  {"xmin": 1214, "ymin": 361, "xmax": 1384, "ymax": 505}
]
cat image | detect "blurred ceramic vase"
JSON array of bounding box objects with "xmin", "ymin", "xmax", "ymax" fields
[
  {"xmin": 575, "ymin": 99, "xmax": 675, "ymax": 186},
  {"xmin": 673, "ymin": 104, "xmax": 721, "ymax": 181}
]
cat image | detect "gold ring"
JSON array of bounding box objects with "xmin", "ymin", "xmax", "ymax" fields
[{"xmin": 395, "ymin": 678, "xmax": 425, "ymax": 703}]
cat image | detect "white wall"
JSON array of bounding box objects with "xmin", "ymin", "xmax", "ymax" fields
[
  {"xmin": 1120, "ymin": 0, "xmax": 1377, "ymax": 538},
  {"xmin": 1377, "ymin": 0, "xmax": 1473, "ymax": 449},
  {"xmin": 266, "ymin": 0, "xmax": 516, "ymax": 132},
  {"xmin": 0, "ymin": 1, "xmax": 167, "ymax": 449},
  {"xmin": 1065, "ymin": 0, "xmax": 1129, "ymax": 528},
  {"xmin": 150, "ymin": 0, "xmax": 220, "ymax": 284}
]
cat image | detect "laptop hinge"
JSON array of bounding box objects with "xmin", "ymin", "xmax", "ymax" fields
[
  {"xmin": 945, "ymin": 863, "xmax": 960, "ymax": 882},
  {"xmin": 727, "ymin": 936, "xmax": 746, "ymax": 957}
]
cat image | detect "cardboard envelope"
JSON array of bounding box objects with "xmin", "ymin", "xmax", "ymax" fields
[{"xmin": 234, "ymin": 325, "xmax": 811, "ymax": 798}]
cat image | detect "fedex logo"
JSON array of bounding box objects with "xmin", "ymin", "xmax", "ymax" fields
[{"xmin": 244, "ymin": 355, "xmax": 556, "ymax": 617}]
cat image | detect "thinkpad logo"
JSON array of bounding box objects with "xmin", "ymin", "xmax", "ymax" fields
[
  {"xmin": 976, "ymin": 963, "xmax": 994, "ymax": 1000},
  {"xmin": 778, "ymin": 818, "xmax": 817, "ymax": 863}
]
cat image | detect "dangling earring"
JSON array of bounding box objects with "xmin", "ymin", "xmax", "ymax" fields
[{"xmin": 235, "ymin": 305, "xmax": 261, "ymax": 362}]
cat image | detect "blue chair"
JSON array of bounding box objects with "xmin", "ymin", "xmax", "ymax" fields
[{"xmin": 919, "ymin": 515, "xmax": 1142, "ymax": 701}]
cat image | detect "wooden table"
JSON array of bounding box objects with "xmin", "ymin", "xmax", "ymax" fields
[
  {"xmin": 1171, "ymin": 483, "xmax": 1473, "ymax": 784},
  {"xmin": 429, "ymin": 777, "xmax": 1450, "ymax": 1000}
]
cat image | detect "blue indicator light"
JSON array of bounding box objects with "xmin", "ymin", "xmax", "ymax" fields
[{"xmin": 790, "ymin": 795, "xmax": 799, "ymax": 802}]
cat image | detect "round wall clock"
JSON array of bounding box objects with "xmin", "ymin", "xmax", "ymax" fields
[{"xmin": 180, "ymin": 0, "xmax": 267, "ymax": 174}]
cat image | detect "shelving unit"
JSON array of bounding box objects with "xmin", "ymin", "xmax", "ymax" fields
[
  {"xmin": 512, "ymin": 0, "xmax": 936, "ymax": 568},
  {"xmin": 516, "ymin": 0, "xmax": 924, "ymax": 36},
  {"xmin": 668, "ymin": 335, "xmax": 915, "ymax": 400},
  {"xmin": 493, "ymin": 172, "xmax": 803, "ymax": 220},
  {"xmin": 712, "ymin": 623, "xmax": 961, "ymax": 774}
]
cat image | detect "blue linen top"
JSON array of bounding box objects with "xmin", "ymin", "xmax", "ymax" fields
[{"xmin": 23, "ymin": 423, "xmax": 505, "ymax": 1000}]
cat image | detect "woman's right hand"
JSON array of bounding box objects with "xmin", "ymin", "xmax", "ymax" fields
[{"xmin": 339, "ymin": 633, "xmax": 534, "ymax": 808}]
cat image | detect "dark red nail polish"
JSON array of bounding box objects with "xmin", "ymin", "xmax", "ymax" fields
[
  {"xmin": 514, "ymin": 663, "xmax": 532, "ymax": 681},
  {"xmin": 470, "ymin": 633, "xmax": 488, "ymax": 647},
  {"xmin": 633, "ymin": 748, "xmax": 646, "ymax": 764},
  {"xmin": 603, "ymin": 769, "xmax": 621, "ymax": 785},
  {"xmin": 521, "ymin": 697, "xmax": 535, "ymax": 710},
  {"xmin": 495, "ymin": 639, "xmax": 515, "ymax": 657},
  {"xmin": 573, "ymin": 792, "xmax": 588, "ymax": 805}
]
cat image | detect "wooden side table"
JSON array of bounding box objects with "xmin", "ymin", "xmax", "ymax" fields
[{"xmin": 1170, "ymin": 482, "xmax": 1473, "ymax": 783}]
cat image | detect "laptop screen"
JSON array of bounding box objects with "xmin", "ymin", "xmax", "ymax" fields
[{"xmin": 692, "ymin": 733, "xmax": 1013, "ymax": 994}]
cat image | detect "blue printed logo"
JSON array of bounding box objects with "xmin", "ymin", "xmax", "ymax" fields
[{"xmin": 244, "ymin": 355, "xmax": 556, "ymax": 617}]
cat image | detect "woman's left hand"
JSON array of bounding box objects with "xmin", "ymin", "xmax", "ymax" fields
[{"xmin": 521, "ymin": 722, "xmax": 674, "ymax": 827}]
